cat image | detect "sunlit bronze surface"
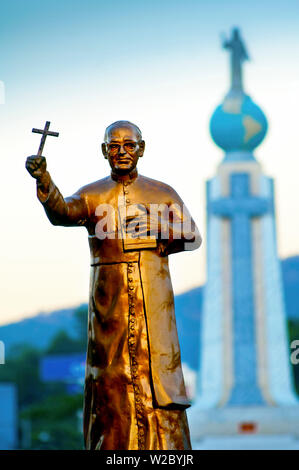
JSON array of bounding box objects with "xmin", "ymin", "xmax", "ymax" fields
[{"xmin": 26, "ymin": 121, "xmax": 202, "ymax": 450}]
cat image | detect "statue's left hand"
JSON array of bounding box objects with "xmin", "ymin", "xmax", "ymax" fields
[{"xmin": 125, "ymin": 214, "xmax": 165, "ymax": 239}]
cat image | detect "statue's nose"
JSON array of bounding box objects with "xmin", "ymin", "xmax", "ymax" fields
[{"xmin": 119, "ymin": 144, "xmax": 126, "ymax": 155}]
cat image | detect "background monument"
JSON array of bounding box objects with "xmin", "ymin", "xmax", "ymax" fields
[{"xmin": 188, "ymin": 27, "xmax": 299, "ymax": 450}]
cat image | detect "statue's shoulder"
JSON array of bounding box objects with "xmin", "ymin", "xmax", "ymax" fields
[
  {"xmin": 138, "ymin": 174, "xmax": 175, "ymax": 191},
  {"xmin": 138, "ymin": 174, "xmax": 181, "ymax": 201},
  {"xmin": 75, "ymin": 175, "xmax": 112, "ymax": 195}
]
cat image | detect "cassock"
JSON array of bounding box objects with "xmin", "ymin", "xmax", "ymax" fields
[{"xmin": 36, "ymin": 167, "xmax": 201, "ymax": 450}]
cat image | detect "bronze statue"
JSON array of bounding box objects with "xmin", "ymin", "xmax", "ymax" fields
[{"xmin": 26, "ymin": 120, "xmax": 202, "ymax": 450}]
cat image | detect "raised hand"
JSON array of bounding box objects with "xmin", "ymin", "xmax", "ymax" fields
[{"xmin": 25, "ymin": 155, "xmax": 47, "ymax": 180}]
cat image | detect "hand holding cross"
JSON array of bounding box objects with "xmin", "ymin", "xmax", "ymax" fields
[{"xmin": 26, "ymin": 121, "xmax": 59, "ymax": 181}]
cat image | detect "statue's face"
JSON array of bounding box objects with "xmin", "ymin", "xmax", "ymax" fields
[{"xmin": 102, "ymin": 126, "xmax": 145, "ymax": 174}]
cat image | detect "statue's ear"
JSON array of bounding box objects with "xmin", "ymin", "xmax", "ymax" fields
[
  {"xmin": 138, "ymin": 140, "xmax": 145, "ymax": 157},
  {"xmin": 101, "ymin": 142, "xmax": 108, "ymax": 159}
]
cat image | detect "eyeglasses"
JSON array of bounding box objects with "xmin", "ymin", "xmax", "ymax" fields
[{"xmin": 107, "ymin": 142, "xmax": 139, "ymax": 153}]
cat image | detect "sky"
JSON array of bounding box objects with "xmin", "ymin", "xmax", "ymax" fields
[{"xmin": 0, "ymin": 0, "xmax": 299, "ymax": 325}]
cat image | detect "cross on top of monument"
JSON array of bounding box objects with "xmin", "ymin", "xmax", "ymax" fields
[
  {"xmin": 210, "ymin": 173, "xmax": 270, "ymax": 219},
  {"xmin": 222, "ymin": 27, "xmax": 249, "ymax": 93}
]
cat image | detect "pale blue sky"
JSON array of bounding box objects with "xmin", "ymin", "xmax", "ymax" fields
[{"xmin": 1, "ymin": 0, "xmax": 299, "ymax": 324}]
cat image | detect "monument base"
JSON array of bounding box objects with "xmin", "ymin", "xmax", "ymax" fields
[
  {"xmin": 192, "ymin": 434, "xmax": 299, "ymax": 450},
  {"xmin": 188, "ymin": 404, "xmax": 299, "ymax": 447}
]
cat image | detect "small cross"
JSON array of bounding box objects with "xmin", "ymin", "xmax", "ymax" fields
[{"xmin": 32, "ymin": 121, "xmax": 59, "ymax": 157}]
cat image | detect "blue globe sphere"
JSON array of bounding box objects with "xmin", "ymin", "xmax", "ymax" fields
[{"xmin": 210, "ymin": 92, "xmax": 268, "ymax": 152}]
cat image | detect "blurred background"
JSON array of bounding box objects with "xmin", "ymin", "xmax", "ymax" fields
[{"xmin": 0, "ymin": 0, "xmax": 298, "ymax": 449}]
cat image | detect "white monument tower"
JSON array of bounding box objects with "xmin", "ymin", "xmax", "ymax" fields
[{"xmin": 188, "ymin": 28, "xmax": 299, "ymax": 450}]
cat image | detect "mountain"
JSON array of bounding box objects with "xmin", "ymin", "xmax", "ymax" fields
[
  {"xmin": 0, "ymin": 256, "xmax": 298, "ymax": 368},
  {"xmin": 0, "ymin": 307, "xmax": 80, "ymax": 355}
]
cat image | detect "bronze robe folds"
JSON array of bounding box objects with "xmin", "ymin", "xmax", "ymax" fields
[{"xmin": 37, "ymin": 169, "xmax": 200, "ymax": 450}]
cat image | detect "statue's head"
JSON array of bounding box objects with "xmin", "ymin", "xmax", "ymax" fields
[{"xmin": 102, "ymin": 121, "xmax": 145, "ymax": 174}]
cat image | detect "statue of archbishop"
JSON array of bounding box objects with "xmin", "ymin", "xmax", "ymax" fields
[{"xmin": 26, "ymin": 120, "xmax": 202, "ymax": 450}]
